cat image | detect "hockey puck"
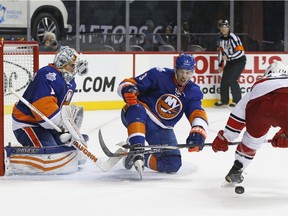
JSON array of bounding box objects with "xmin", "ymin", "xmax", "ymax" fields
[{"xmin": 235, "ymin": 186, "xmax": 245, "ymax": 194}]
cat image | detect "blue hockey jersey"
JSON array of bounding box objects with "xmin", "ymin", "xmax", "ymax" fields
[
  {"xmin": 12, "ymin": 64, "xmax": 76, "ymax": 130},
  {"xmin": 118, "ymin": 67, "xmax": 208, "ymax": 129}
]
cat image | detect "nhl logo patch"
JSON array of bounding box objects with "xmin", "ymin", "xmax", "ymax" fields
[{"xmin": 46, "ymin": 72, "xmax": 57, "ymax": 81}]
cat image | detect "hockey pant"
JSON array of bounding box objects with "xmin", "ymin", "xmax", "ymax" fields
[
  {"xmin": 235, "ymin": 91, "xmax": 288, "ymax": 171},
  {"xmin": 13, "ymin": 126, "xmax": 88, "ymax": 147}
]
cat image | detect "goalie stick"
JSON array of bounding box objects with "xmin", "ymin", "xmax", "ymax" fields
[
  {"xmin": 98, "ymin": 129, "xmax": 240, "ymax": 157},
  {"xmin": 10, "ymin": 88, "xmax": 122, "ymax": 171}
]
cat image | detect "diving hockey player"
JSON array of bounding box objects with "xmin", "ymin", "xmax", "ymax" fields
[
  {"xmin": 7, "ymin": 46, "xmax": 88, "ymax": 175},
  {"xmin": 118, "ymin": 53, "xmax": 208, "ymax": 177},
  {"xmin": 212, "ymin": 60, "xmax": 288, "ymax": 184}
]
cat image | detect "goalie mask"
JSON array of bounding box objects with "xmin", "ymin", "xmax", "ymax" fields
[
  {"xmin": 53, "ymin": 46, "xmax": 79, "ymax": 83},
  {"xmin": 263, "ymin": 60, "xmax": 288, "ymax": 78}
]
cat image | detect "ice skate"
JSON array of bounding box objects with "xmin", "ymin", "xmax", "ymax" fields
[
  {"xmin": 122, "ymin": 144, "xmax": 145, "ymax": 179},
  {"xmin": 133, "ymin": 154, "xmax": 145, "ymax": 180},
  {"xmin": 123, "ymin": 154, "xmax": 134, "ymax": 170},
  {"xmin": 225, "ymin": 160, "xmax": 244, "ymax": 183}
]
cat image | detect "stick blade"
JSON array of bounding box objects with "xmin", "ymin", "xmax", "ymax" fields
[
  {"xmin": 99, "ymin": 148, "xmax": 126, "ymax": 172},
  {"xmin": 98, "ymin": 129, "xmax": 116, "ymax": 157}
]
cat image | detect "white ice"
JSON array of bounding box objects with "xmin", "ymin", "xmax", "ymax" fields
[{"xmin": 1, "ymin": 108, "xmax": 288, "ymax": 216}]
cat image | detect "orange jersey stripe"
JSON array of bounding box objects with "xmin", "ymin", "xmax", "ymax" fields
[
  {"xmin": 188, "ymin": 109, "xmax": 208, "ymax": 125},
  {"xmin": 32, "ymin": 96, "xmax": 59, "ymax": 121},
  {"xmin": 13, "ymin": 106, "xmax": 39, "ymax": 124},
  {"xmin": 127, "ymin": 122, "xmax": 146, "ymax": 135},
  {"xmin": 13, "ymin": 96, "xmax": 59, "ymax": 123}
]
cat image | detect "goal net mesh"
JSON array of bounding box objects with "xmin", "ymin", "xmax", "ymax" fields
[{"xmin": 0, "ymin": 41, "xmax": 39, "ymax": 175}]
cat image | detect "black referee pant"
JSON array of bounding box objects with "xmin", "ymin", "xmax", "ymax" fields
[{"xmin": 220, "ymin": 56, "xmax": 246, "ymax": 104}]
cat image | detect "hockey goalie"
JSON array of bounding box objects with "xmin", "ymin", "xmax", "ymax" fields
[{"xmin": 6, "ymin": 46, "xmax": 89, "ymax": 175}]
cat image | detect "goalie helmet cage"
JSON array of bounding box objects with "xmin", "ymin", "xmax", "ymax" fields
[{"xmin": 0, "ymin": 40, "xmax": 39, "ymax": 176}]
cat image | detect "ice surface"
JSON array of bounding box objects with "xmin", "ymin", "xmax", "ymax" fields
[{"xmin": 1, "ymin": 108, "xmax": 287, "ymax": 216}]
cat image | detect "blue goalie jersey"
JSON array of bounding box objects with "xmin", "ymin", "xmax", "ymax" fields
[{"xmin": 12, "ymin": 64, "xmax": 76, "ymax": 130}]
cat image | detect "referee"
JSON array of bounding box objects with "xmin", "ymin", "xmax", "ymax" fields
[{"xmin": 215, "ymin": 20, "xmax": 246, "ymax": 108}]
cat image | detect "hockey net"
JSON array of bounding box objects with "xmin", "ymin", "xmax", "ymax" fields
[{"xmin": 0, "ymin": 40, "xmax": 39, "ymax": 176}]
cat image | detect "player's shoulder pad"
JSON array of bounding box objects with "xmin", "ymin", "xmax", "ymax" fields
[
  {"xmin": 185, "ymin": 82, "xmax": 203, "ymax": 98},
  {"xmin": 150, "ymin": 67, "xmax": 171, "ymax": 73}
]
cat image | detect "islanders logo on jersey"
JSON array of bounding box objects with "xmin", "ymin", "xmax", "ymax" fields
[{"xmin": 155, "ymin": 94, "xmax": 182, "ymax": 120}]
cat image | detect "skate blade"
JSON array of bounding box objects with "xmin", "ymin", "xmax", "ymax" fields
[{"xmin": 134, "ymin": 159, "xmax": 144, "ymax": 180}]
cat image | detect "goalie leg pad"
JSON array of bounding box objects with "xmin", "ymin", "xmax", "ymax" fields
[{"xmin": 4, "ymin": 145, "xmax": 80, "ymax": 175}]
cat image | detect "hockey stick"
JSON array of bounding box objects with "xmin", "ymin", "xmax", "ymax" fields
[
  {"xmin": 10, "ymin": 88, "xmax": 123, "ymax": 171},
  {"xmin": 98, "ymin": 129, "xmax": 240, "ymax": 157},
  {"xmin": 118, "ymin": 143, "xmax": 231, "ymax": 150}
]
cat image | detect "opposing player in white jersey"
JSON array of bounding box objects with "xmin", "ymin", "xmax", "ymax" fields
[{"xmin": 212, "ymin": 60, "xmax": 288, "ymax": 183}]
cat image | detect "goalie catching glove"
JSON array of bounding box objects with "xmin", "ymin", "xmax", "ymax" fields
[
  {"xmin": 60, "ymin": 105, "xmax": 85, "ymax": 145},
  {"xmin": 70, "ymin": 104, "xmax": 84, "ymax": 129},
  {"xmin": 121, "ymin": 85, "xmax": 139, "ymax": 105},
  {"xmin": 271, "ymin": 128, "xmax": 288, "ymax": 148},
  {"xmin": 186, "ymin": 126, "xmax": 207, "ymax": 152}
]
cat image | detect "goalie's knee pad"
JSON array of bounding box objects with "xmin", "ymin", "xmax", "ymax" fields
[{"xmin": 146, "ymin": 153, "xmax": 182, "ymax": 173}]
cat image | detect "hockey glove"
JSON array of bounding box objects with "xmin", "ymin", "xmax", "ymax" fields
[
  {"xmin": 121, "ymin": 85, "xmax": 139, "ymax": 105},
  {"xmin": 59, "ymin": 132, "xmax": 73, "ymax": 146},
  {"xmin": 186, "ymin": 126, "xmax": 207, "ymax": 152},
  {"xmin": 212, "ymin": 130, "xmax": 229, "ymax": 152},
  {"xmin": 271, "ymin": 129, "xmax": 288, "ymax": 148}
]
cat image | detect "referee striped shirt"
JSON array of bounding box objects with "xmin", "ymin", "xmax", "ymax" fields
[{"xmin": 218, "ymin": 33, "xmax": 245, "ymax": 67}]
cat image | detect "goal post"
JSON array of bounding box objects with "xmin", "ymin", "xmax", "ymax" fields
[{"xmin": 0, "ymin": 40, "xmax": 39, "ymax": 176}]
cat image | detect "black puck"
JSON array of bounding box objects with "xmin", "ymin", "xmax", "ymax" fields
[{"xmin": 235, "ymin": 186, "xmax": 245, "ymax": 194}]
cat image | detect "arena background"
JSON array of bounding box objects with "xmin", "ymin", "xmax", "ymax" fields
[{"xmin": 39, "ymin": 52, "xmax": 288, "ymax": 110}]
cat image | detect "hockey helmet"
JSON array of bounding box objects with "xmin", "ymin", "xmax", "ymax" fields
[
  {"xmin": 53, "ymin": 46, "xmax": 78, "ymax": 69},
  {"xmin": 218, "ymin": 19, "xmax": 230, "ymax": 28},
  {"xmin": 53, "ymin": 46, "xmax": 79, "ymax": 83},
  {"xmin": 263, "ymin": 60, "xmax": 288, "ymax": 78},
  {"xmin": 175, "ymin": 53, "xmax": 196, "ymax": 71}
]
